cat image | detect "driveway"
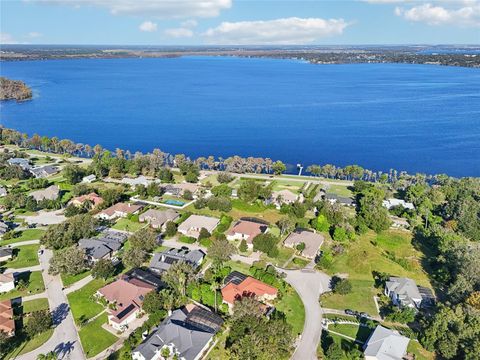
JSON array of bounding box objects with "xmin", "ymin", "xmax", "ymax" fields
[
  {"xmin": 281, "ymin": 268, "xmax": 331, "ymax": 360},
  {"xmin": 14, "ymin": 248, "xmax": 85, "ymax": 360}
]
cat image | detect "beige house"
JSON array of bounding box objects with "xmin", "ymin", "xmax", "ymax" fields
[
  {"xmin": 227, "ymin": 220, "xmax": 268, "ymax": 248},
  {"xmin": 284, "ymin": 229, "xmax": 324, "ymax": 259},
  {"xmin": 96, "ymin": 202, "xmax": 143, "ymax": 221},
  {"xmin": 268, "ymin": 189, "xmax": 304, "ymax": 209},
  {"xmin": 178, "ymin": 215, "xmax": 219, "ymax": 239},
  {"xmin": 30, "ymin": 185, "xmax": 60, "ymax": 202},
  {"xmin": 139, "ymin": 209, "xmax": 179, "ymax": 230},
  {"xmin": 0, "ymin": 273, "xmax": 15, "ymax": 293}
]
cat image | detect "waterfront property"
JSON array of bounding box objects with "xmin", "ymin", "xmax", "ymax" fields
[
  {"xmin": 267, "ymin": 189, "xmax": 303, "ymax": 209},
  {"xmin": 29, "ymin": 165, "xmax": 59, "ymax": 178},
  {"xmin": 132, "ymin": 304, "xmax": 223, "ymax": 360},
  {"xmin": 383, "ymin": 198, "xmax": 415, "ymax": 210},
  {"xmin": 325, "ymin": 193, "xmax": 355, "ymax": 206}
]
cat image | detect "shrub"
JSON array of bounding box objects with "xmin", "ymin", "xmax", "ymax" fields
[
  {"xmin": 331, "ymin": 277, "xmax": 352, "ymax": 295},
  {"xmin": 165, "ymin": 221, "xmax": 177, "ymax": 237},
  {"xmin": 239, "ymin": 240, "xmax": 248, "ymax": 253},
  {"xmin": 217, "ymin": 173, "xmax": 234, "ymax": 183},
  {"xmin": 179, "ymin": 235, "xmax": 196, "ymax": 244}
]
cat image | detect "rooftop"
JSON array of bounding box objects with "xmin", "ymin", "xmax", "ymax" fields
[
  {"xmin": 363, "ymin": 325, "xmax": 410, "ymax": 360},
  {"xmin": 221, "ymin": 274, "xmax": 278, "ymax": 305}
]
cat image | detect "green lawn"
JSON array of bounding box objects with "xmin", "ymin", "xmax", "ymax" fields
[
  {"xmin": 275, "ymin": 284, "xmax": 305, "ymax": 335},
  {"xmin": 112, "ymin": 218, "xmax": 146, "ymax": 232},
  {"xmin": 200, "ymin": 174, "xmax": 221, "ymax": 186},
  {"xmin": 0, "ymin": 229, "xmax": 44, "ymax": 245},
  {"xmin": 67, "ymin": 278, "xmax": 106, "ymax": 324},
  {"xmin": 61, "ymin": 270, "xmax": 91, "ymax": 287},
  {"xmin": 267, "ymin": 246, "xmax": 295, "ymax": 267},
  {"xmin": 231, "ymin": 199, "xmax": 266, "ymax": 212},
  {"xmin": 408, "ymin": 340, "xmax": 435, "ymax": 360},
  {"xmin": 320, "ymin": 230, "xmax": 432, "ymax": 315},
  {"xmin": 6, "ymin": 328, "xmax": 54, "ymax": 359},
  {"xmin": 79, "ymin": 313, "xmax": 118, "ymax": 357},
  {"xmin": 287, "ymin": 257, "xmax": 310, "ymax": 269},
  {"xmin": 3, "ymin": 244, "xmax": 40, "ymax": 269},
  {"xmin": 0, "ymin": 271, "xmax": 45, "ymax": 301},
  {"xmin": 326, "ymin": 184, "xmax": 353, "ymax": 198},
  {"xmin": 271, "ymin": 180, "xmax": 304, "ymax": 194},
  {"xmin": 21, "ymin": 298, "xmax": 50, "ymax": 313},
  {"xmin": 328, "ymin": 323, "xmax": 373, "ymax": 343}
]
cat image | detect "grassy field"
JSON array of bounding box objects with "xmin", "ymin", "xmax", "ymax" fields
[
  {"xmin": 6, "ymin": 328, "xmax": 54, "ymax": 359},
  {"xmin": 61, "ymin": 270, "xmax": 91, "ymax": 287},
  {"xmin": 21, "ymin": 298, "xmax": 49, "ymax": 313},
  {"xmin": 271, "ymin": 180, "xmax": 305, "ymax": 194},
  {"xmin": 0, "ymin": 271, "xmax": 45, "ymax": 301},
  {"xmin": 78, "ymin": 313, "xmax": 118, "ymax": 357},
  {"xmin": 0, "ymin": 229, "xmax": 44, "ymax": 245},
  {"xmin": 4, "ymin": 244, "xmax": 40, "ymax": 269},
  {"xmin": 408, "ymin": 340, "xmax": 435, "ymax": 360},
  {"xmin": 67, "ymin": 278, "xmax": 106, "ymax": 324},
  {"xmin": 325, "ymin": 184, "xmax": 353, "ymax": 197},
  {"xmin": 328, "ymin": 323, "xmax": 373, "ymax": 343},
  {"xmin": 321, "ymin": 230, "xmax": 432, "ymax": 315},
  {"xmin": 275, "ymin": 284, "xmax": 305, "ymax": 335},
  {"xmin": 111, "ymin": 218, "xmax": 146, "ymax": 232}
]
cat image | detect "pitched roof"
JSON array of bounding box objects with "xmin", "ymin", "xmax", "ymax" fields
[
  {"xmin": 0, "ymin": 300, "xmax": 15, "ymax": 335},
  {"xmin": 178, "ymin": 215, "xmax": 219, "ymax": 234},
  {"xmin": 221, "ymin": 275, "xmax": 278, "ymax": 305},
  {"xmin": 363, "ymin": 325, "xmax": 410, "ymax": 360},
  {"xmin": 139, "ymin": 208, "xmax": 179, "ymax": 227},
  {"xmin": 284, "ymin": 229, "xmax": 324, "ymax": 258},
  {"xmin": 386, "ymin": 277, "xmax": 422, "ymax": 306},
  {"xmin": 150, "ymin": 248, "xmax": 205, "ymax": 272},
  {"xmin": 99, "ymin": 202, "xmax": 143, "ymax": 217},
  {"xmin": 70, "ymin": 192, "xmax": 104, "ymax": 207},
  {"xmin": 30, "ymin": 185, "xmax": 60, "ymax": 201},
  {"xmin": 272, "ymin": 189, "xmax": 298, "ymax": 202},
  {"xmin": 0, "ymin": 247, "xmax": 14, "ymax": 258},
  {"xmin": 133, "ymin": 305, "xmax": 223, "ymax": 360},
  {"xmin": 228, "ymin": 220, "xmax": 267, "ymax": 243},
  {"xmin": 98, "ymin": 278, "xmax": 154, "ymax": 322},
  {"xmin": 0, "ymin": 273, "xmax": 14, "ymax": 284}
]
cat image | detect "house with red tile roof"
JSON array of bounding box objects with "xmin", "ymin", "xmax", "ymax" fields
[
  {"xmin": 97, "ymin": 276, "xmax": 154, "ymax": 331},
  {"xmin": 227, "ymin": 220, "xmax": 268, "ymax": 249},
  {"xmin": 95, "ymin": 202, "xmax": 143, "ymax": 221},
  {"xmin": 0, "ymin": 300, "xmax": 15, "ymax": 337},
  {"xmin": 221, "ymin": 273, "xmax": 278, "ymax": 311},
  {"xmin": 70, "ymin": 192, "xmax": 104, "ymax": 208}
]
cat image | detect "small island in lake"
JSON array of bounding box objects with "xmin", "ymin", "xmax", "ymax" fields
[{"xmin": 0, "ymin": 77, "xmax": 33, "ymax": 101}]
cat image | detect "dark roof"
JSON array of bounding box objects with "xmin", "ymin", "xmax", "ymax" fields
[
  {"xmin": 223, "ymin": 271, "xmax": 247, "ymax": 286},
  {"xmin": 325, "ymin": 193, "xmax": 354, "ymax": 204},
  {"xmin": 0, "ymin": 247, "xmax": 13, "ymax": 257},
  {"xmin": 124, "ymin": 268, "xmax": 165, "ymax": 290},
  {"xmin": 185, "ymin": 306, "xmax": 224, "ymax": 333},
  {"xmin": 149, "ymin": 248, "xmax": 205, "ymax": 273}
]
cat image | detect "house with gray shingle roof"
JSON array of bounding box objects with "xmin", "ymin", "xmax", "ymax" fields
[
  {"xmin": 30, "ymin": 185, "xmax": 60, "ymax": 202},
  {"xmin": 132, "ymin": 304, "xmax": 223, "ymax": 360},
  {"xmin": 363, "ymin": 325, "xmax": 410, "ymax": 360},
  {"xmin": 7, "ymin": 158, "xmax": 31, "ymax": 170},
  {"xmin": 139, "ymin": 208, "xmax": 179, "ymax": 230},
  {"xmin": 149, "ymin": 248, "xmax": 205, "ymax": 274},
  {"xmin": 30, "ymin": 165, "xmax": 59, "ymax": 178},
  {"xmin": 385, "ymin": 277, "xmax": 422, "ymax": 309},
  {"xmin": 78, "ymin": 230, "xmax": 128, "ymax": 263}
]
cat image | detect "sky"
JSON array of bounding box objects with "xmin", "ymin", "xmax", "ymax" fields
[{"xmin": 1, "ymin": 0, "xmax": 479, "ymax": 45}]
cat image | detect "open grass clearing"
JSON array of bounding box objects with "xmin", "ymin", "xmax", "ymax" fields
[
  {"xmin": 325, "ymin": 184, "xmax": 353, "ymax": 198},
  {"xmin": 61, "ymin": 270, "xmax": 91, "ymax": 287},
  {"xmin": 0, "ymin": 229, "xmax": 44, "ymax": 246},
  {"xmin": 3, "ymin": 244, "xmax": 40, "ymax": 269},
  {"xmin": 276, "ymin": 284, "xmax": 305, "ymax": 335},
  {"xmin": 19, "ymin": 298, "xmax": 50, "ymax": 314},
  {"xmin": 5, "ymin": 328, "xmax": 54, "ymax": 359},
  {"xmin": 328, "ymin": 323, "xmax": 373, "ymax": 343},
  {"xmin": 111, "ymin": 218, "xmax": 146, "ymax": 232},
  {"xmin": 78, "ymin": 313, "xmax": 118, "ymax": 357},
  {"xmin": 67, "ymin": 278, "xmax": 106, "ymax": 324}
]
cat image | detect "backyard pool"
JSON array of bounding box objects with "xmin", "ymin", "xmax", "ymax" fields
[{"xmin": 163, "ymin": 199, "xmax": 185, "ymax": 207}]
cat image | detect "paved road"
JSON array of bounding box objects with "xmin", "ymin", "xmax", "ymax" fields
[
  {"xmin": 64, "ymin": 275, "xmax": 94, "ymax": 295},
  {"xmin": 4, "ymin": 265, "xmax": 42, "ymax": 274},
  {"xmin": 14, "ymin": 248, "xmax": 86, "ymax": 360},
  {"xmin": 280, "ymin": 268, "xmax": 331, "ymax": 360},
  {"xmin": 236, "ymin": 173, "xmax": 353, "ymax": 187}
]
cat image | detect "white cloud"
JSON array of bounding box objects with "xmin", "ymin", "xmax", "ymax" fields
[
  {"xmin": 202, "ymin": 17, "xmax": 349, "ymax": 45},
  {"xmin": 35, "ymin": 0, "xmax": 231, "ymax": 19},
  {"xmin": 27, "ymin": 32, "xmax": 43, "ymax": 38},
  {"xmin": 139, "ymin": 20, "xmax": 158, "ymax": 32},
  {"xmin": 395, "ymin": 2, "xmax": 480, "ymax": 26},
  {"xmin": 164, "ymin": 27, "xmax": 194, "ymax": 38},
  {"xmin": 0, "ymin": 33, "xmax": 18, "ymax": 44},
  {"xmin": 181, "ymin": 19, "xmax": 198, "ymax": 28}
]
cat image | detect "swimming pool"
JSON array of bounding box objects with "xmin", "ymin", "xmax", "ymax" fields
[{"xmin": 163, "ymin": 199, "xmax": 185, "ymax": 206}]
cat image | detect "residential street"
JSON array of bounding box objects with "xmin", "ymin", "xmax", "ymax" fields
[
  {"xmin": 281, "ymin": 268, "xmax": 331, "ymax": 360},
  {"xmin": 14, "ymin": 248, "xmax": 85, "ymax": 360}
]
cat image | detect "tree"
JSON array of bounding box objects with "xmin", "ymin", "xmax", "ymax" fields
[
  {"xmin": 100, "ymin": 187, "xmax": 124, "ymax": 207},
  {"xmin": 272, "ymin": 160, "xmax": 287, "ymax": 175},
  {"xmin": 122, "ymin": 248, "xmax": 147, "ymax": 268},
  {"xmin": 185, "ymin": 171, "xmax": 198, "ymax": 183},
  {"xmin": 25, "ymin": 310, "xmax": 52, "ymax": 337},
  {"xmin": 331, "ymin": 277, "xmax": 352, "ymax": 295},
  {"xmin": 36, "ymin": 352, "xmax": 58, "ymax": 360},
  {"xmin": 49, "ymin": 247, "xmax": 86, "ymax": 275},
  {"xmin": 211, "ymin": 184, "xmax": 232, "ymax": 197},
  {"xmin": 316, "ymin": 214, "xmax": 330, "ymax": 232},
  {"xmin": 165, "ymin": 221, "xmax": 177, "ymax": 237},
  {"xmin": 208, "ymin": 236, "xmax": 236, "ymax": 265},
  {"xmin": 41, "ymin": 214, "xmax": 98, "ymax": 249},
  {"xmin": 239, "ymin": 240, "xmax": 248, "ymax": 253},
  {"xmin": 325, "ymin": 342, "xmax": 343, "ymax": 360},
  {"xmin": 385, "ymin": 306, "xmax": 416, "ymax": 324},
  {"xmin": 158, "ymin": 167, "xmax": 174, "ymax": 183},
  {"xmin": 62, "ymin": 164, "xmax": 85, "ymax": 184},
  {"xmin": 333, "ymin": 227, "xmax": 348, "ymax": 242},
  {"xmin": 252, "ymin": 233, "xmax": 279, "ymax": 258},
  {"xmin": 217, "ymin": 173, "xmax": 234, "ymax": 183},
  {"xmin": 129, "ymin": 228, "xmax": 157, "ymax": 252},
  {"xmin": 357, "ymin": 187, "xmax": 391, "ymax": 233},
  {"xmin": 238, "ymin": 179, "xmax": 272, "ymax": 203},
  {"xmin": 277, "ymin": 217, "xmax": 294, "ymax": 236},
  {"xmin": 182, "ymin": 189, "xmax": 193, "ymax": 200},
  {"xmin": 163, "ymin": 262, "xmax": 195, "ymax": 297},
  {"xmin": 92, "ymin": 259, "xmax": 115, "ymax": 280},
  {"xmin": 206, "ymin": 196, "xmax": 232, "ymax": 212},
  {"xmin": 198, "ymin": 228, "xmax": 211, "ymax": 241},
  {"xmin": 296, "ymin": 242, "xmax": 306, "ymax": 252},
  {"xmin": 142, "ymin": 291, "xmax": 163, "ymax": 314}
]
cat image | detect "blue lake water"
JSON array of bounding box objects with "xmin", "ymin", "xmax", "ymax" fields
[{"xmin": 1, "ymin": 57, "xmax": 479, "ymax": 177}]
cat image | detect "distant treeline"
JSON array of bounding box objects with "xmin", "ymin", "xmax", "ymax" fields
[{"xmin": 0, "ymin": 126, "xmax": 466, "ymax": 187}]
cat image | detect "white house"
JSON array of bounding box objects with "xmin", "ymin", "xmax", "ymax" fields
[
  {"xmin": 385, "ymin": 277, "xmax": 422, "ymax": 309},
  {"xmin": 0, "ymin": 274, "xmax": 15, "ymax": 293},
  {"xmin": 82, "ymin": 174, "xmax": 97, "ymax": 183},
  {"xmin": 383, "ymin": 198, "xmax": 415, "ymax": 210}
]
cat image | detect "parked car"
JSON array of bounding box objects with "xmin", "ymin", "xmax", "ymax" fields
[
  {"xmin": 37, "ymin": 249, "xmax": 43, "ymax": 255},
  {"xmin": 345, "ymin": 309, "xmax": 357, "ymax": 316},
  {"xmin": 359, "ymin": 312, "xmax": 370, "ymax": 319}
]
